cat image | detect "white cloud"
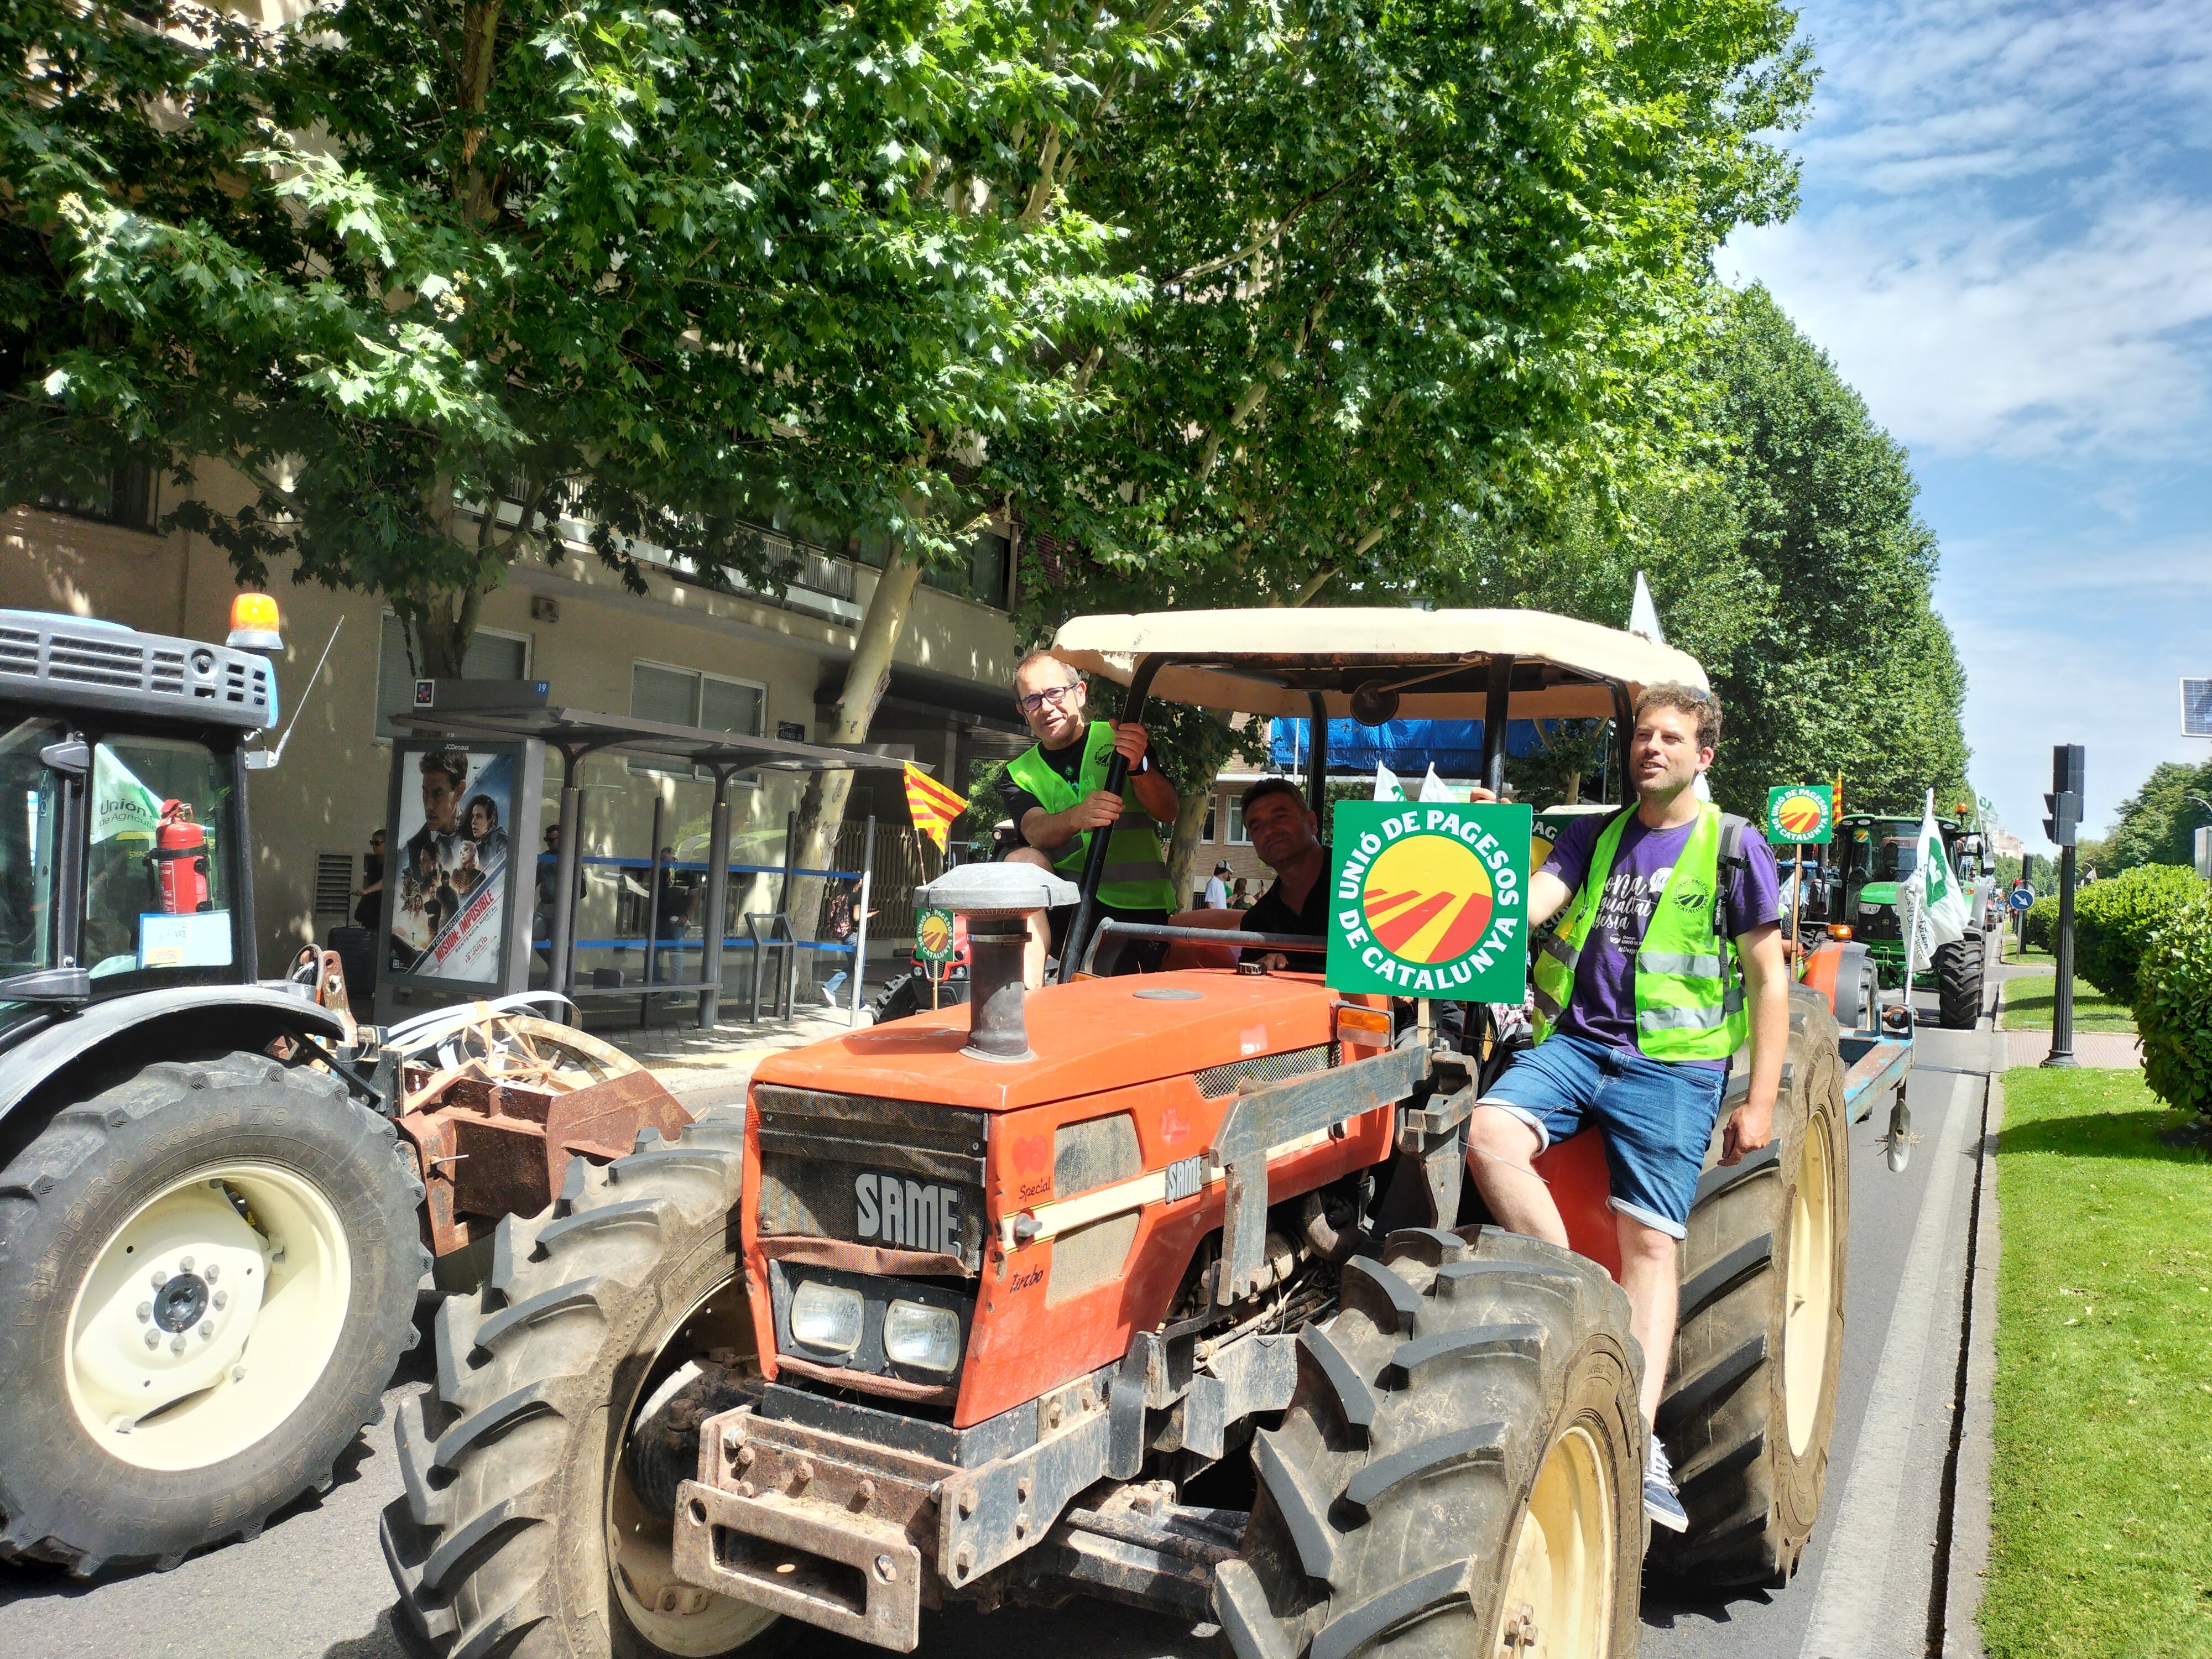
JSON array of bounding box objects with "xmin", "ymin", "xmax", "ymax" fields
[
  {"xmin": 1725, "ymin": 200, "xmax": 2212, "ymax": 458},
  {"xmin": 1721, "ymin": 0, "xmax": 2212, "ymax": 460}
]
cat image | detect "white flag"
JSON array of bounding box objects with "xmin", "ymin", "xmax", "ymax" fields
[
  {"xmin": 1373, "ymin": 763, "xmax": 1406, "ymax": 802},
  {"xmin": 1629, "ymin": 572, "xmax": 1665, "ymax": 643},
  {"xmin": 1905, "ymin": 789, "xmax": 1969, "ymax": 964},
  {"xmin": 1418, "ymin": 764, "xmax": 1456, "ymax": 802}
]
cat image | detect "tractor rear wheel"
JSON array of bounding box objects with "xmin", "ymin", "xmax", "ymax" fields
[
  {"xmin": 0, "ymin": 1051, "xmax": 424, "ymax": 1573},
  {"xmin": 382, "ymin": 1112, "xmax": 781, "ymax": 1659},
  {"xmin": 1651, "ymin": 987, "xmax": 1851, "ymax": 1586},
  {"xmin": 1934, "ymin": 935, "xmax": 1984, "ymax": 1030},
  {"xmin": 1217, "ymin": 1225, "xmax": 1644, "ymax": 1659}
]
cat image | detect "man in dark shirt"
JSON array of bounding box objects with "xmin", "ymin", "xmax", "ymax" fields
[{"xmin": 1234, "ymin": 779, "xmax": 1331, "ymax": 971}]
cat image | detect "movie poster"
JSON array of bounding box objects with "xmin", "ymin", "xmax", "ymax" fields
[{"xmin": 388, "ymin": 747, "xmax": 515, "ymax": 982}]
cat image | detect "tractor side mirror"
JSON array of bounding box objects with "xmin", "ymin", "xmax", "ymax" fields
[{"xmin": 38, "ymin": 738, "xmax": 90, "ymax": 777}]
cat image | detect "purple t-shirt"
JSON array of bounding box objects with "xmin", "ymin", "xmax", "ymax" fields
[{"xmin": 1541, "ymin": 811, "xmax": 1782, "ymax": 1069}]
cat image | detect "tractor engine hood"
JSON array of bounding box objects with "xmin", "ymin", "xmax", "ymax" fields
[{"xmin": 750, "ymin": 970, "xmax": 1343, "ymax": 1114}]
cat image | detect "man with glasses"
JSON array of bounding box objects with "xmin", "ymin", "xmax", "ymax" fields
[
  {"xmin": 999, "ymin": 651, "xmax": 1180, "ymax": 985},
  {"xmin": 1460, "ymin": 682, "xmax": 1787, "ymax": 1537}
]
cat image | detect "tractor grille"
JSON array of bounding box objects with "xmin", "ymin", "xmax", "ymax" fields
[
  {"xmin": 1193, "ymin": 1043, "xmax": 1338, "ymax": 1100},
  {"xmin": 0, "ymin": 610, "xmax": 272, "ymax": 729},
  {"xmin": 752, "ymin": 1087, "xmax": 988, "ymax": 1273}
]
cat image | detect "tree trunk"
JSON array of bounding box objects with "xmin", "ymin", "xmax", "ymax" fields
[
  {"xmin": 787, "ymin": 547, "xmax": 926, "ymax": 945},
  {"xmin": 1165, "ymin": 786, "xmax": 1212, "ymax": 912}
]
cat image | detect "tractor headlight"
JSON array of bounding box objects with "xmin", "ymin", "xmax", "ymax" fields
[
  {"xmin": 883, "ymin": 1299, "xmax": 962, "ymax": 1373},
  {"xmin": 790, "ymin": 1280, "xmax": 864, "ymax": 1354}
]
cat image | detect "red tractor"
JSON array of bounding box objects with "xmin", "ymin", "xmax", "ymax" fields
[{"xmin": 385, "ymin": 611, "xmax": 1910, "ymax": 1659}]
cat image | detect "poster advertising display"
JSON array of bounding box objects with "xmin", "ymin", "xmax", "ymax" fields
[
  {"xmin": 380, "ymin": 741, "xmax": 540, "ymax": 997},
  {"xmin": 1326, "ymin": 801, "xmax": 1532, "ymax": 1000}
]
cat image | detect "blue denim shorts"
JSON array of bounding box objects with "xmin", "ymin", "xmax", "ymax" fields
[{"xmin": 1477, "ymin": 1034, "xmax": 1726, "ymax": 1239}]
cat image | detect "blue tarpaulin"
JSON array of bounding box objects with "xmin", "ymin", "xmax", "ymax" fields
[{"xmin": 1270, "ymin": 718, "xmax": 1556, "ymax": 776}]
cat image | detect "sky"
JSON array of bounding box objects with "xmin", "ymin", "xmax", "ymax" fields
[{"xmin": 1718, "ymin": 0, "xmax": 2212, "ymax": 853}]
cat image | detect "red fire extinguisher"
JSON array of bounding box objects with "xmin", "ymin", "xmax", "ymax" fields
[{"xmin": 151, "ymin": 800, "xmax": 212, "ymax": 914}]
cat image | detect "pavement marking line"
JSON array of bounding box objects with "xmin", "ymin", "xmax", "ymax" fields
[{"xmin": 1797, "ymin": 1066, "xmax": 1979, "ymax": 1659}]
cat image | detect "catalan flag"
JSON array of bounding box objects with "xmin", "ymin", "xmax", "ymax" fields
[{"xmin": 903, "ymin": 762, "xmax": 968, "ymax": 851}]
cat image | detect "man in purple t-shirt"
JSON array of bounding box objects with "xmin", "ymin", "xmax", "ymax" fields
[{"xmin": 1464, "ymin": 684, "xmax": 1789, "ymax": 1535}]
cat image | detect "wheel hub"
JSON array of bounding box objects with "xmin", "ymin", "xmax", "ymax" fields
[
  {"xmin": 64, "ymin": 1162, "xmax": 353, "ymax": 1472},
  {"xmin": 152, "ymin": 1271, "xmax": 210, "ymax": 1334}
]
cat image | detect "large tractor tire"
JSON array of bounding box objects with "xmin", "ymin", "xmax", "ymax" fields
[
  {"xmin": 382, "ymin": 1112, "xmax": 781, "ymax": 1659},
  {"xmin": 1218, "ymin": 1225, "xmax": 1645, "ymax": 1659},
  {"xmin": 0, "ymin": 1051, "xmax": 425, "ymax": 1573},
  {"xmin": 1934, "ymin": 934, "xmax": 1985, "ymax": 1031},
  {"xmin": 1651, "ymin": 987, "xmax": 1850, "ymax": 1586}
]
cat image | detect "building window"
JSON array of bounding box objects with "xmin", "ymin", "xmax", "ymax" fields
[
  {"xmin": 629, "ymin": 661, "xmax": 766, "ymax": 779},
  {"xmin": 1202, "ymin": 802, "xmax": 1216, "ymax": 843},
  {"xmin": 38, "ymin": 455, "xmax": 157, "ymax": 533},
  {"xmin": 1225, "ymin": 795, "xmax": 1251, "ymax": 846},
  {"xmin": 374, "ymin": 615, "xmax": 530, "ymax": 739}
]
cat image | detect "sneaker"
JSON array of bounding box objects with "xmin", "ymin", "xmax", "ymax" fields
[{"xmin": 1644, "ymin": 1439, "xmax": 1689, "ymax": 1533}]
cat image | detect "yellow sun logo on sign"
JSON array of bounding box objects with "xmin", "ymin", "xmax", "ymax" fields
[{"xmin": 1361, "ymin": 832, "xmax": 1496, "ymax": 966}]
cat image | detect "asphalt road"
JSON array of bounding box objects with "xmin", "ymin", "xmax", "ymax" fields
[{"xmin": 0, "ymin": 994, "xmax": 1997, "ymax": 1659}]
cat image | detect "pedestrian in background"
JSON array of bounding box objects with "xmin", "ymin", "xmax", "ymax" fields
[
  {"xmin": 354, "ymin": 828, "xmax": 385, "ymax": 931},
  {"xmin": 1204, "ymin": 860, "xmax": 1232, "ymax": 909}
]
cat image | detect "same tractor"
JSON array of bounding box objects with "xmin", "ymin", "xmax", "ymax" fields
[{"xmin": 384, "ymin": 609, "xmax": 1914, "ymax": 1659}]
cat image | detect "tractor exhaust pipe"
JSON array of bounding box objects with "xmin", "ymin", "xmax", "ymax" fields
[{"xmin": 915, "ymin": 864, "xmax": 1078, "ymax": 1063}]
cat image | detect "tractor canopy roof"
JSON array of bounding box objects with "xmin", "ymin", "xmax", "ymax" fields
[{"xmin": 1051, "ymin": 608, "xmax": 1708, "ymax": 722}]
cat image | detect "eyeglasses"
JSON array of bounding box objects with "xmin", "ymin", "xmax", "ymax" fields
[{"xmin": 1015, "ymin": 682, "xmax": 1080, "ymax": 717}]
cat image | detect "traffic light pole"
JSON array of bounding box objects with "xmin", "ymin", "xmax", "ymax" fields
[{"xmin": 2042, "ymin": 842, "xmax": 2079, "ymax": 1067}]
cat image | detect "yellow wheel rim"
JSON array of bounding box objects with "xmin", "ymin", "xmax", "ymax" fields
[
  {"xmin": 64, "ymin": 1161, "xmax": 351, "ymax": 1472},
  {"xmin": 605, "ymin": 1278, "xmax": 779, "ymax": 1657},
  {"xmin": 1493, "ymin": 1422, "xmax": 1615, "ymax": 1658},
  {"xmin": 1783, "ymin": 1110, "xmax": 1838, "ymax": 1457}
]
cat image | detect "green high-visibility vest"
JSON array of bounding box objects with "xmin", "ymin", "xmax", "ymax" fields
[
  {"xmin": 1004, "ymin": 722, "xmax": 1174, "ymax": 912},
  {"xmin": 1532, "ymin": 803, "xmax": 1749, "ymax": 1061}
]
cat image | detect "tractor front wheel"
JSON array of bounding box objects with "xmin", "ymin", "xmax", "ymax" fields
[
  {"xmin": 1217, "ymin": 1225, "xmax": 1644, "ymax": 1659},
  {"xmin": 382, "ymin": 1112, "xmax": 780, "ymax": 1659},
  {"xmin": 0, "ymin": 1051, "xmax": 424, "ymax": 1573},
  {"xmin": 1934, "ymin": 935, "xmax": 1985, "ymax": 1030}
]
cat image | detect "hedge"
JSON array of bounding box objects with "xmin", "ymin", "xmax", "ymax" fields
[
  {"xmin": 2022, "ymin": 894, "xmax": 2060, "ymax": 953},
  {"xmin": 2072, "ymin": 864, "xmax": 2205, "ymax": 1003},
  {"xmin": 2136, "ymin": 885, "xmax": 2212, "ymax": 1117}
]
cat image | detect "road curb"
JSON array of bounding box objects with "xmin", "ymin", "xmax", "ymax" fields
[{"xmin": 1939, "ymin": 1069, "xmax": 2002, "ymax": 1658}]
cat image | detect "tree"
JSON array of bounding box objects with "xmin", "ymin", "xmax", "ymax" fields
[
  {"xmin": 3, "ymin": 0, "xmax": 1143, "ymax": 675},
  {"xmin": 2098, "ymin": 759, "xmax": 2212, "ymax": 873},
  {"xmin": 1003, "ymin": 0, "xmax": 1813, "ymax": 614},
  {"xmin": 1437, "ymin": 285, "xmax": 1971, "ymax": 820}
]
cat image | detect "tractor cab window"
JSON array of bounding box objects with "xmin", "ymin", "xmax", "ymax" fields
[
  {"xmin": 0, "ymin": 720, "xmax": 66, "ymax": 1032},
  {"xmin": 82, "ymin": 736, "xmax": 238, "ymax": 990},
  {"xmin": 1844, "ymin": 830, "xmax": 1919, "ymax": 886}
]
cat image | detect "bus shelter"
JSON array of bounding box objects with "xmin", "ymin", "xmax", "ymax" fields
[{"xmin": 385, "ymin": 701, "xmax": 904, "ymax": 1030}]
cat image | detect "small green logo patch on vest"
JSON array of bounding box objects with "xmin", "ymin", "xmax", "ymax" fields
[{"xmin": 1326, "ymin": 803, "xmax": 1531, "ymax": 1000}]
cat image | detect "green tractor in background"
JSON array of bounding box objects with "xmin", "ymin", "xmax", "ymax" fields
[{"xmin": 1832, "ymin": 805, "xmax": 1993, "ymax": 1029}]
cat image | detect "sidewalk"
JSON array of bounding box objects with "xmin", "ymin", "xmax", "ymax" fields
[
  {"xmin": 593, "ymin": 975, "xmax": 902, "ymax": 1107},
  {"xmin": 1990, "ymin": 971, "xmax": 2142, "ymax": 1071}
]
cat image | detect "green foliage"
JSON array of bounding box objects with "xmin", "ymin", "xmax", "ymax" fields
[
  {"xmin": 2096, "ymin": 759, "xmax": 2212, "ymax": 875},
  {"xmin": 2022, "ymin": 894, "xmax": 2062, "ymax": 954},
  {"xmin": 2135, "ymin": 886, "xmax": 2212, "ymax": 1117},
  {"xmin": 1441, "ymin": 286, "xmax": 1970, "ymax": 822},
  {"xmin": 1009, "ymin": 0, "xmax": 1813, "ymax": 609},
  {"xmin": 2, "ymin": 0, "xmax": 1150, "ymax": 668},
  {"xmin": 2072, "ymin": 863, "xmax": 2204, "ymax": 1004}
]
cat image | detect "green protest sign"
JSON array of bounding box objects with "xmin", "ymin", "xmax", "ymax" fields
[
  {"xmin": 1327, "ymin": 802, "xmax": 1531, "ymax": 999},
  {"xmin": 915, "ymin": 907, "xmax": 957, "ymax": 965},
  {"xmin": 1766, "ymin": 785, "xmax": 1834, "ymax": 846}
]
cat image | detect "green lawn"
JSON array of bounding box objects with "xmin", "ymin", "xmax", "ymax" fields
[
  {"xmin": 1997, "ymin": 972, "xmax": 2137, "ymax": 1032},
  {"xmin": 1981, "ymin": 1070, "xmax": 2212, "ymax": 1658},
  {"xmin": 2002, "ymin": 941, "xmax": 2056, "ymax": 966}
]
